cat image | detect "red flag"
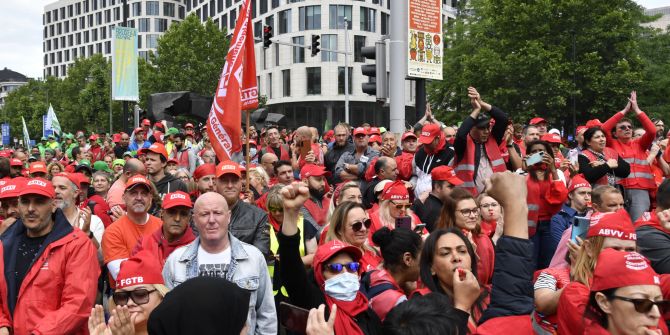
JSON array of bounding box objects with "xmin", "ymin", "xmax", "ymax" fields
[{"xmin": 207, "ymin": 0, "xmax": 258, "ymax": 161}]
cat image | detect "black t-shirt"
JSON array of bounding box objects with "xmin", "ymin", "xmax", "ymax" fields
[{"xmin": 15, "ymin": 234, "xmax": 48, "ymax": 291}]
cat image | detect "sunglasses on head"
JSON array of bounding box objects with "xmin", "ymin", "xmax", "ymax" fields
[
  {"xmin": 325, "ymin": 262, "xmax": 360, "ymax": 274},
  {"xmin": 350, "ymin": 219, "xmax": 372, "ymax": 232},
  {"xmin": 112, "ymin": 288, "xmax": 157, "ymax": 306},
  {"xmin": 611, "ymin": 295, "xmax": 670, "ymax": 314}
]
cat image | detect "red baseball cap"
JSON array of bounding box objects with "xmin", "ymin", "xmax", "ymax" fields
[
  {"xmin": 585, "ymin": 119, "xmax": 603, "ymax": 128},
  {"xmin": 300, "ymin": 164, "xmax": 331, "ymax": 179},
  {"xmin": 529, "ymin": 117, "xmax": 547, "ymax": 125},
  {"xmin": 185, "ymin": 123, "xmax": 194, "ymax": 129},
  {"xmin": 162, "ymin": 191, "xmax": 193, "ymax": 209},
  {"xmin": 10, "ymin": 159, "xmax": 23, "ymax": 167},
  {"xmin": 313, "ymin": 240, "xmax": 363, "ymax": 277},
  {"xmin": 140, "ymin": 143, "xmax": 168, "ymax": 160},
  {"xmin": 419, "ymin": 124, "xmax": 441, "ymax": 145},
  {"xmin": 134, "ymin": 127, "xmax": 144, "ymax": 134},
  {"xmin": 112, "ymin": 133, "xmax": 122, "ymax": 143},
  {"xmin": 167, "ymin": 158, "xmax": 179, "ymax": 165},
  {"xmin": 381, "ymin": 180, "xmax": 410, "ymax": 201},
  {"xmin": 116, "ymin": 250, "xmax": 165, "ymax": 289},
  {"xmin": 368, "ymin": 127, "xmax": 381, "ymax": 136},
  {"xmin": 152, "ymin": 131, "xmax": 164, "ymax": 144},
  {"xmin": 125, "ymin": 174, "xmax": 154, "ymax": 192},
  {"xmin": 541, "ymin": 133, "xmax": 562, "ymax": 144},
  {"xmin": 576, "ymin": 126, "xmax": 587, "ymax": 135},
  {"xmin": 74, "ymin": 172, "xmax": 90, "ymax": 186},
  {"xmin": 216, "ymin": 160, "xmax": 243, "ymax": 178},
  {"xmin": 430, "ymin": 166, "xmax": 463, "ymax": 186},
  {"xmin": 0, "ymin": 177, "xmax": 25, "ymax": 199},
  {"xmin": 587, "ymin": 209, "xmax": 636, "ymax": 241},
  {"xmin": 142, "ymin": 119, "xmax": 151, "ymax": 126},
  {"xmin": 369, "ymin": 135, "xmax": 382, "ymax": 144},
  {"xmin": 591, "ymin": 249, "xmax": 660, "ymax": 292},
  {"xmin": 53, "ymin": 172, "xmax": 82, "ymax": 189},
  {"xmin": 193, "ymin": 164, "xmax": 216, "ymax": 180},
  {"xmin": 401, "ymin": 132, "xmax": 417, "ymax": 141},
  {"xmin": 568, "ymin": 174, "xmax": 591, "ymax": 193},
  {"xmin": 89, "ymin": 134, "xmax": 99, "ymax": 141},
  {"xmin": 29, "ymin": 162, "xmax": 47, "ymax": 174},
  {"xmin": 353, "ymin": 127, "xmax": 367, "ymax": 136},
  {"xmin": 20, "ymin": 178, "xmax": 55, "ymax": 198}
]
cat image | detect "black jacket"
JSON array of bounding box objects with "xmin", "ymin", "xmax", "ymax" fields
[
  {"xmin": 229, "ymin": 200, "xmax": 270, "ymax": 257},
  {"xmin": 636, "ymin": 225, "xmax": 670, "ymax": 274},
  {"xmin": 411, "ymin": 194, "xmax": 443, "ymax": 232},
  {"xmin": 413, "ymin": 146, "xmax": 454, "ymax": 174},
  {"xmin": 154, "ymin": 173, "xmax": 188, "ymax": 198},
  {"xmin": 325, "ymin": 142, "xmax": 354, "ymax": 185},
  {"xmin": 278, "ymin": 231, "xmax": 383, "ymax": 335},
  {"xmin": 454, "ymin": 106, "xmax": 508, "ymax": 176}
]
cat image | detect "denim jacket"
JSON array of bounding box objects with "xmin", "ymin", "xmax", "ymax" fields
[{"xmin": 162, "ymin": 234, "xmax": 277, "ymax": 335}]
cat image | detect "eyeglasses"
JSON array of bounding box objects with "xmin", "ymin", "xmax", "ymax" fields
[
  {"xmin": 325, "ymin": 262, "xmax": 360, "ymax": 274},
  {"xmin": 480, "ymin": 203, "xmax": 499, "ymax": 209},
  {"xmin": 268, "ymin": 206, "xmax": 283, "ymax": 213},
  {"xmin": 350, "ymin": 219, "xmax": 372, "ymax": 232},
  {"xmin": 458, "ymin": 208, "xmax": 480, "ymax": 217},
  {"xmin": 113, "ymin": 288, "xmax": 157, "ymax": 306},
  {"xmin": 391, "ymin": 202, "xmax": 411, "ymax": 210},
  {"xmin": 610, "ymin": 295, "xmax": 670, "ymax": 314},
  {"xmin": 618, "ymin": 125, "xmax": 632, "ymax": 130}
]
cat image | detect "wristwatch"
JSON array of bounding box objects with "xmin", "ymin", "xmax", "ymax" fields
[{"xmin": 88, "ymin": 231, "xmax": 94, "ymax": 239}]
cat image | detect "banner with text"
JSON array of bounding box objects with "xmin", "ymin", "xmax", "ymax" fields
[
  {"xmin": 1, "ymin": 123, "xmax": 9, "ymax": 147},
  {"xmin": 407, "ymin": 0, "xmax": 443, "ymax": 80},
  {"xmin": 112, "ymin": 26, "xmax": 139, "ymax": 101}
]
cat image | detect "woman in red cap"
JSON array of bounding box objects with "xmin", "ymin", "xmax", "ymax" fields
[
  {"xmin": 556, "ymin": 209, "xmax": 639, "ymax": 335},
  {"xmin": 435, "ymin": 188, "xmax": 495, "ymax": 285},
  {"xmin": 583, "ymin": 249, "xmax": 669, "ymax": 334},
  {"xmin": 277, "ymin": 183, "xmax": 383, "ymax": 334},
  {"xmin": 88, "ymin": 251, "xmax": 168, "ymax": 335},
  {"xmin": 367, "ymin": 181, "xmax": 422, "ymax": 238}
]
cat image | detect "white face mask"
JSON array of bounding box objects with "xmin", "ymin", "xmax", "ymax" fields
[
  {"xmin": 324, "ymin": 272, "xmax": 360, "ymax": 301},
  {"xmin": 250, "ymin": 148, "xmax": 257, "ymax": 157}
]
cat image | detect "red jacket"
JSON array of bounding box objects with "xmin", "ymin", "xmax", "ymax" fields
[
  {"xmin": 526, "ymin": 176, "xmax": 568, "ymax": 236},
  {"xmin": 131, "ymin": 226, "xmax": 196, "ymax": 267},
  {"xmin": 395, "ymin": 151, "xmax": 415, "ymax": 181},
  {"xmin": 0, "ymin": 210, "xmax": 99, "ymax": 335}
]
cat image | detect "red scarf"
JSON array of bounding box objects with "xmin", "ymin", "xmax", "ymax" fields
[
  {"xmin": 634, "ymin": 211, "xmax": 670, "ymax": 234},
  {"xmin": 314, "ymin": 256, "xmax": 367, "ymax": 335}
]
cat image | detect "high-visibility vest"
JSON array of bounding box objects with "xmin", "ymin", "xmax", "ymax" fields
[
  {"xmin": 269, "ymin": 215, "xmax": 305, "ymax": 297},
  {"xmin": 581, "ymin": 148, "xmax": 621, "ymax": 186},
  {"xmin": 454, "ymin": 135, "xmax": 506, "ymax": 196}
]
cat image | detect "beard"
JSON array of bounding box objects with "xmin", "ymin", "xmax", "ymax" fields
[
  {"xmin": 55, "ymin": 199, "xmax": 72, "ymax": 210},
  {"xmin": 309, "ymin": 187, "xmax": 325, "ymax": 200}
]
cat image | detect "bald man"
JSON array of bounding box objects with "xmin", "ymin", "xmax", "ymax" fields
[
  {"xmin": 260, "ymin": 152, "xmax": 278, "ymax": 180},
  {"xmin": 163, "ymin": 192, "xmax": 277, "ymax": 334},
  {"xmin": 291, "ymin": 126, "xmax": 323, "ymax": 169}
]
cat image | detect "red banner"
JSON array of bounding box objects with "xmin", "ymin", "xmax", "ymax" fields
[{"xmin": 207, "ymin": 0, "xmax": 258, "ymax": 161}]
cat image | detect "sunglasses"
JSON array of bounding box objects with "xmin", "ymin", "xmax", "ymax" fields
[
  {"xmin": 325, "ymin": 262, "xmax": 360, "ymax": 274},
  {"xmin": 350, "ymin": 219, "xmax": 372, "ymax": 232},
  {"xmin": 391, "ymin": 202, "xmax": 411, "ymax": 210},
  {"xmin": 113, "ymin": 288, "xmax": 157, "ymax": 306},
  {"xmin": 611, "ymin": 295, "xmax": 670, "ymax": 314},
  {"xmin": 618, "ymin": 125, "xmax": 632, "ymax": 130},
  {"xmin": 268, "ymin": 206, "xmax": 283, "ymax": 213}
]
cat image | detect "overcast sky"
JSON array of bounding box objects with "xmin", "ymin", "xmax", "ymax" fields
[{"xmin": 0, "ymin": 0, "xmax": 668, "ymax": 79}]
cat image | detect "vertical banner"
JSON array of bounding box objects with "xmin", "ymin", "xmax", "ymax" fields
[
  {"xmin": 21, "ymin": 117, "xmax": 31, "ymax": 150},
  {"xmin": 112, "ymin": 26, "xmax": 139, "ymax": 101},
  {"xmin": 407, "ymin": 0, "xmax": 443, "ymax": 80},
  {"xmin": 1, "ymin": 123, "xmax": 9, "ymax": 147},
  {"xmin": 43, "ymin": 114, "xmax": 52, "ymax": 137},
  {"xmin": 206, "ymin": 0, "xmax": 258, "ymax": 161}
]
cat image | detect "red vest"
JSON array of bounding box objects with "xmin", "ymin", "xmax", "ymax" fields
[
  {"xmin": 454, "ymin": 136, "xmax": 506, "ymax": 196},
  {"xmin": 304, "ymin": 197, "xmax": 331, "ymax": 227},
  {"xmin": 174, "ymin": 149, "xmax": 190, "ymax": 169},
  {"xmin": 581, "ymin": 148, "xmax": 619, "ymax": 186}
]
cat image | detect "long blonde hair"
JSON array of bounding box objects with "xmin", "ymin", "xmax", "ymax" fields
[
  {"xmin": 378, "ymin": 199, "xmax": 417, "ymax": 229},
  {"xmin": 571, "ymin": 236, "xmax": 605, "ymax": 287}
]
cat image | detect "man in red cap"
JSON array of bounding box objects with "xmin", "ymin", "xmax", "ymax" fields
[
  {"xmin": 88, "ymin": 134, "xmax": 104, "ymax": 162},
  {"xmin": 548, "ymin": 174, "xmax": 591, "ymax": 255},
  {"xmin": 215, "ymin": 160, "xmax": 269, "ymax": 256},
  {"xmin": 28, "ymin": 162, "xmax": 47, "ymax": 179},
  {"xmin": 141, "ymin": 143, "xmax": 188, "ymax": 202},
  {"xmin": 412, "ymin": 165, "xmax": 463, "ymax": 232},
  {"xmin": 169, "ymin": 133, "xmax": 196, "ymax": 174},
  {"xmin": 0, "ymin": 178, "xmax": 24, "ymax": 235},
  {"xmin": 335, "ymin": 126, "xmax": 380, "ymax": 182},
  {"xmin": 129, "ymin": 127, "xmax": 150, "ymax": 151},
  {"xmin": 102, "ymin": 175, "xmax": 164, "ymax": 285},
  {"xmin": 132, "ymin": 191, "xmax": 196, "ymax": 265},
  {"xmin": 192, "ymin": 163, "xmax": 216, "ymax": 200},
  {"xmin": 453, "ymin": 87, "xmax": 508, "ymax": 196},
  {"xmin": 413, "ymin": 120, "xmax": 454, "ymax": 199},
  {"xmin": 396, "ymin": 131, "xmax": 418, "ymax": 181},
  {"xmin": 601, "ymin": 91, "xmax": 656, "ymax": 221},
  {"xmin": 300, "ymin": 164, "xmax": 332, "ymax": 228},
  {"xmin": 0, "ymin": 178, "xmax": 100, "ymax": 334},
  {"xmin": 113, "ymin": 132, "xmax": 131, "ymax": 159},
  {"xmin": 636, "ymin": 179, "xmax": 670, "ymax": 274},
  {"xmin": 141, "ymin": 118, "xmax": 153, "ymax": 139},
  {"xmin": 529, "ymin": 117, "xmax": 548, "ymax": 136},
  {"xmin": 9, "ymin": 159, "xmax": 23, "ymax": 178},
  {"xmin": 541, "ymin": 133, "xmax": 570, "ymax": 172}
]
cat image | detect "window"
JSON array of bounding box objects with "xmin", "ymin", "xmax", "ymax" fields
[
  {"xmin": 54, "ymin": 39, "xmax": 59, "ymax": 50},
  {"xmin": 275, "ymin": 43, "xmax": 279, "ymax": 66},
  {"xmin": 329, "ymin": 5, "xmax": 352, "ymax": 29},
  {"xmin": 293, "ymin": 36, "xmax": 304, "ymax": 63},
  {"xmin": 105, "ymin": 9, "xmax": 111, "ymax": 23},
  {"xmin": 146, "ymin": 1, "xmax": 159, "ymax": 15},
  {"xmin": 360, "ymin": 7, "xmax": 376, "ymax": 32},
  {"xmin": 229, "ymin": 9, "xmax": 236, "ymax": 30},
  {"xmin": 155, "ymin": 18, "xmax": 168, "ymax": 32},
  {"xmin": 101, "ymin": 27, "xmax": 106, "ymax": 39},
  {"xmin": 178, "ymin": 6, "xmax": 185, "ymax": 19},
  {"xmin": 259, "ymin": 0, "xmax": 267, "ymax": 14},
  {"xmin": 164, "ymin": 3, "xmax": 175, "ymax": 17},
  {"xmin": 278, "ymin": 9, "xmax": 291, "ymax": 34},
  {"xmin": 105, "ymin": 41, "xmax": 111, "ymax": 54},
  {"xmin": 299, "ymin": 6, "xmax": 321, "ymax": 31},
  {"xmin": 132, "ymin": 2, "xmax": 141, "ymax": 16},
  {"xmin": 381, "ymin": 13, "xmax": 389, "ymax": 35},
  {"xmin": 354, "ymin": 36, "xmax": 366, "ymax": 62},
  {"xmin": 138, "ymin": 18, "xmax": 150, "ymax": 32},
  {"xmin": 84, "ymin": 0, "xmax": 89, "ymax": 12},
  {"xmin": 68, "ymin": 5, "xmax": 73, "ymax": 17},
  {"xmin": 84, "ymin": 31, "xmax": 90, "ymax": 43},
  {"xmin": 306, "ymin": 67, "xmax": 321, "ymax": 95},
  {"xmin": 210, "ymin": 0, "xmax": 215, "ymax": 16},
  {"xmin": 254, "ymin": 20, "xmax": 261, "ymax": 39},
  {"xmin": 73, "ymin": 19, "xmax": 77, "ymax": 31},
  {"xmin": 64, "ymin": 21, "xmax": 69, "ymax": 33},
  {"xmin": 223, "ymin": 14, "xmax": 228, "ymax": 31},
  {"xmin": 271, "ymin": 0, "xmax": 279, "ymax": 9},
  {"xmin": 282, "ymin": 69, "xmax": 290, "ymax": 97},
  {"xmin": 321, "ymin": 34, "xmax": 337, "ymax": 62},
  {"xmin": 147, "ymin": 34, "xmax": 159, "ymax": 48},
  {"xmin": 92, "ymin": 29, "xmax": 98, "ymax": 41},
  {"xmin": 65, "ymin": 50, "xmax": 70, "ymax": 61},
  {"xmin": 267, "ymin": 73, "xmax": 273, "ymax": 99}
]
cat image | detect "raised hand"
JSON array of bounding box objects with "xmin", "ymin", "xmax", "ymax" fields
[
  {"xmin": 629, "ymin": 91, "xmax": 642, "ymax": 114},
  {"xmin": 281, "ymin": 182, "xmax": 310, "ymax": 236},
  {"xmin": 88, "ymin": 305, "xmax": 109, "ymax": 335},
  {"xmin": 108, "ymin": 306, "xmax": 136, "ymax": 335},
  {"xmin": 306, "ymin": 304, "xmax": 336, "ymax": 335}
]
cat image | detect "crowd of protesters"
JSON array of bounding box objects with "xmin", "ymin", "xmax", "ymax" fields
[{"xmin": 0, "ymin": 87, "xmax": 669, "ymax": 334}]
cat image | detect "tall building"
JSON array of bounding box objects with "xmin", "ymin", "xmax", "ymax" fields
[
  {"xmin": 644, "ymin": 6, "xmax": 670, "ymax": 31},
  {"xmin": 43, "ymin": 0, "xmax": 186, "ymax": 78},
  {"xmin": 0, "ymin": 68, "xmax": 29, "ymax": 109}
]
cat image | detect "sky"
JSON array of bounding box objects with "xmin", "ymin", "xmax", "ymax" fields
[{"xmin": 0, "ymin": 0, "xmax": 668, "ymax": 79}]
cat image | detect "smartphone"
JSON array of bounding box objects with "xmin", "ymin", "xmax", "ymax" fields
[
  {"xmin": 279, "ymin": 302, "xmax": 310, "ymax": 334},
  {"xmin": 571, "ymin": 216, "xmax": 590, "ymax": 243},
  {"xmin": 413, "ymin": 223, "xmax": 426, "ymax": 234},
  {"xmin": 396, "ymin": 217, "xmax": 412, "ymax": 230},
  {"xmin": 526, "ymin": 151, "xmax": 544, "ymax": 166},
  {"xmin": 299, "ymin": 140, "xmax": 311, "ymax": 157}
]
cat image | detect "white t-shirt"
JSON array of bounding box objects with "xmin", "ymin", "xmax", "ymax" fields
[{"xmin": 197, "ymin": 245, "xmax": 231, "ymax": 278}]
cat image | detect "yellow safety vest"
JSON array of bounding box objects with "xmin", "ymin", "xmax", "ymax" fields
[{"xmin": 269, "ymin": 215, "xmax": 305, "ymax": 296}]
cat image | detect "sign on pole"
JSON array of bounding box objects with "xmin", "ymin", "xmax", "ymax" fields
[
  {"xmin": 407, "ymin": 0, "xmax": 443, "ymax": 80},
  {"xmin": 1, "ymin": 123, "xmax": 9, "ymax": 147},
  {"xmin": 112, "ymin": 26, "xmax": 139, "ymax": 101}
]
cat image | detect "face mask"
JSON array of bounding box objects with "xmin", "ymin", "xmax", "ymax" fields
[
  {"xmin": 324, "ymin": 272, "xmax": 360, "ymax": 302},
  {"xmin": 250, "ymin": 148, "xmax": 257, "ymax": 157}
]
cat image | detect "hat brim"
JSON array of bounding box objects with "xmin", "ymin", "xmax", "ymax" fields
[
  {"xmin": 216, "ymin": 171, "xmax": 242, "ymax": 178},
  {"xmin": 419, "ymin": 135, "xmax": 436, "ymax": 145},
  {"xmin": 125, "ymin": 182, "xmax": 152, "ymax": 192}
]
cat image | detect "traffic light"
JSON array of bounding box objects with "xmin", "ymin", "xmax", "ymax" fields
[
  {"xmin": 263, "ymin": 26, "xmax": 273, "ymax": 49},
  {"xmin": 311, "ymin": 35, "xmax": 321, "ymax": 57},
  {"xmin": 361, "ymin": 41, "xmax": 388, "ymax": 100}
]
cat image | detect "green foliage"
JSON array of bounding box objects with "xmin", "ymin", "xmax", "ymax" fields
[
  {"xmin": 430, "ymin": 0, "xmax": 651, "ymax": 130},
  {"xmin": 637, "ymin": 27, "xmax": 670, "ymax": 120}
]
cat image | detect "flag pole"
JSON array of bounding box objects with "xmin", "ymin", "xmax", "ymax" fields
[{"xmin": 245, "ymin": 110, "xmax": 251, "ymax": 194}]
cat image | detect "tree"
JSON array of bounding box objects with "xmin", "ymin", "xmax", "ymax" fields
[
  {"xmin": 637, "ymin": 28, "xmax": 670, "ymax": 120},
  {"xmin": 429, "ymin": 0, "xmax": 649, "ymax": 130}
]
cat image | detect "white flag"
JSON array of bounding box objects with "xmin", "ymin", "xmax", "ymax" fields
[
  {"xmin": 47, "ymin": 104, "xmax": 61, "ymax": 135},
  {"xmin": 21, "ymin": 117, "xmax": 31, "ymax": 150}
]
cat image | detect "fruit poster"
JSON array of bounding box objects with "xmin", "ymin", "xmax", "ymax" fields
[{"xmin": 408, "ymin": 0, "xmax": 443, "ymax": 80}]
